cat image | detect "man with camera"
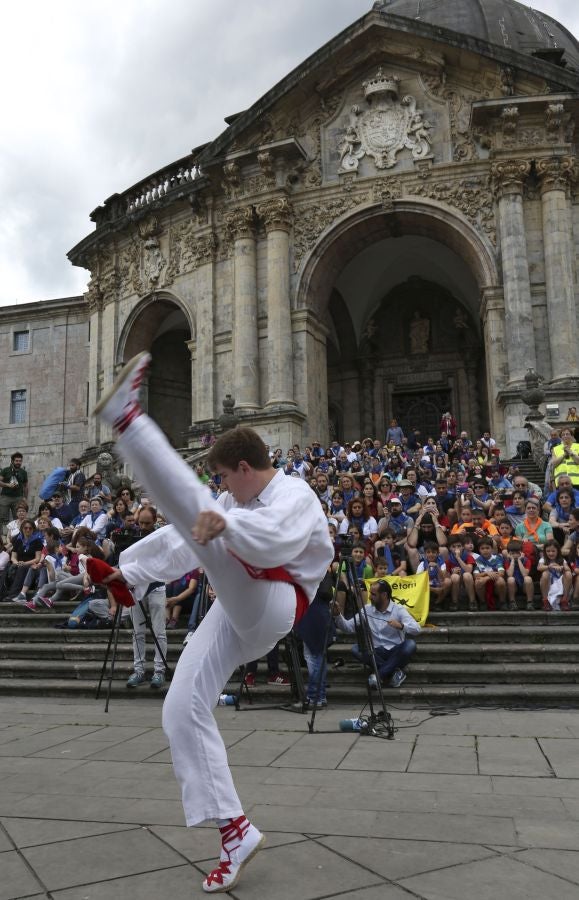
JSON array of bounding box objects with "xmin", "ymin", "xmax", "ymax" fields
[
  {"xmin": 333, "ymin": 578, "xmax": 420, "ymax": 688},
  {"xmin": 0, "ymin": 452, "xmax": 28, "ymax": 531}
]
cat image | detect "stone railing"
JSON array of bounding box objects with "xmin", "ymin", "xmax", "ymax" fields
[
  {"xmin": 125, "ymin": 156, "xmax": 204, "ymax": 214},
  {"xmin": 90, "ymin": 154, "xmax": 205, "ymax": 227},
  {"xmin": 525, "ymin": 419, "xmax": 551, "ymax": 471}
]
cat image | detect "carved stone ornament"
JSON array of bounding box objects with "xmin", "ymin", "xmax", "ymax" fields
[
  {"xmin": 292, "ymin": 191, "xmax": 370, "ymax": 270},
  {"xmin": 86, "ymin": 275, "xmax": 104, "ymax": 312},
  {"xmin": 338, "ymin": 69, "xmax": 432, "ymax": 172},
  {"xmin": 536, "ymin": 156, "xmax": 575, "ymax": 195},
  {"xmin": 143, "ymin": 236, "xmax": 166, "ymax": 288},
  {"xmin": 409, "ymin": 177, "xmax": 496, "ymax": 243},
  {"xmin": 489, "ymin": 159, "xmax": 531, "ymax": 198},
  {"xmin": 225, "ymin": 205, "xmax": 256, "ymax": 240},
  {"xmin": 256, "ymin": 197, "xmax": 293, "ymax": 232}
]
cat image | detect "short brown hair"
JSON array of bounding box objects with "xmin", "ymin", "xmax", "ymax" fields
[{"xmin": 207, "ymin": 427, "xmax": 271, "ymax": 471}]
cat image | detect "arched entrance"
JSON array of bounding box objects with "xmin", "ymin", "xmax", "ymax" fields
[
  {"xmin": 120, "ymin": 295, "xmax": 193, "ymax": 448},
  {"xmin": 297, "ymin": 202, "xmax": 499, "ymax": 444}
]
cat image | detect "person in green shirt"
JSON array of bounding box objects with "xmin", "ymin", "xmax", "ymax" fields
[{"xmin": 0, "ymin": 452, "xmax": 28, "ymax": 531}]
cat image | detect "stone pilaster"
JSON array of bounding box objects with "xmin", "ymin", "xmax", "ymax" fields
[
  {"xmin": 481, "ymin": 287, "xmax": 507, "ymax": 448},
  {"xmin": 226, "ymin": 206, "xmax": 260, "ymax": 412},
  {"xmin": 490, "ymin": 159, "xmax": 536, "ymax": 385},
  {"xmin": 257, "ymin": 197, "xmax": 296, "ymax": 408},
  {"xmin": 194, "ymin": 248, "xmax": 217, "ymax": 421},
  {"xmin": 536, "ymin": 156, "xmax": 578, "ymax": 384}
]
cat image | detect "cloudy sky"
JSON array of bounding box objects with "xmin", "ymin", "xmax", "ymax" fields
[{"xmin": 1, "ymin": 0, "xmax": 577, "ymax": 307}]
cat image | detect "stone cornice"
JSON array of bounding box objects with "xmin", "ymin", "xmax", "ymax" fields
[{"xmin": 0, "ymin": 295, "xmax": 87, "ymax": 323}]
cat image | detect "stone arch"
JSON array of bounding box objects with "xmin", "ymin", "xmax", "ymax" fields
[
  {"xmin": 117, "ymin": 291, "xmax": 195, "ymax": 364},
  {"xmin": 118, "ymin": 292, "xmax": 194, "ymax": 448},
  {"xmin": 294, "ymin": 199, "xmax": 500, "ymax": 443},
  {"xmin": 295, "ymin": 199, "xmax": 499, "ymax": 317}
]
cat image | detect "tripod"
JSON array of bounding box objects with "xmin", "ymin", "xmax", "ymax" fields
[
  {"xmin": 233, "ymin": 631, "xmax": 307, "ymax": 712},
  {"xmin": 96, "ymin": 594, "xmax": 172, "ymax": 713},
  {"xmin": 307, "ymin": 546, "xmax": 395, "ymax": 739}
]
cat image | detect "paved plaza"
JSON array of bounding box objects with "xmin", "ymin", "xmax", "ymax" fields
[{"xmin": 1, "ymin": 695, "xmax": 579, "ymax": 898}]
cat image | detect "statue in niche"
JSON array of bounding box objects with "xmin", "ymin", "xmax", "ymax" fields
[{"xmin": 409, "ymin": 311, "xmax": 430, "ymax": 355}]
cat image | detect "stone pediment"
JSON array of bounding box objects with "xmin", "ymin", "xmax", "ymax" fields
[{"xmin": 196, "ymin": 8, "xmax": 578, "ymax": 172}]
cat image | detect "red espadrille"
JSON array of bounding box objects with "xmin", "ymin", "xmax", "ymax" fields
[{"xmin": 202, "ymin": 817, "xmax": 265, "ymax": 893}]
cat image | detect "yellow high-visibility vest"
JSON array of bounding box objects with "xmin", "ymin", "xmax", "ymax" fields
[{"xmin": 553, "ymin": 443, "xmax": 579, "ymax": 485}]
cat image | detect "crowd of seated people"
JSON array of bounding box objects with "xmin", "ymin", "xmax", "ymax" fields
[
  {"xmin": 259, "ymin": 417, "xmax": 579, "ymax": 613},
  {"xmin": 3, "ymin": 414, "xmax": 579, "ymax": 621}
]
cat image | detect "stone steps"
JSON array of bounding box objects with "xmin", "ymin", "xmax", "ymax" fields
[
  {"xmin": 2, "ymin": 603, "xmax": 579, "ymax": 705},
  {"xmin": 2, "ymin": 640, "xmax": 578, "ymax": 664},
  {"xmin": 1, "ymin": 677, "xmax": 579, "ymax": 708}
]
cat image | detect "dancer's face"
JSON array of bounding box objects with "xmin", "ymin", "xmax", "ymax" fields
[{"xmin": 213, "ymin": 463, "xmax": 256, "ymax": 504}]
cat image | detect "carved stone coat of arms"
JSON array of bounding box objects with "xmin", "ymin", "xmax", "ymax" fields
[{"xmin": 339, "ymin": 69, "xmax": 432, "ymax": 172}]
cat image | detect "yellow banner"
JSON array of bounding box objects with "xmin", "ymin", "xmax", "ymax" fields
[{"xmin": 364, "ymin": 572, "xmax": 430, "ymax": 626}]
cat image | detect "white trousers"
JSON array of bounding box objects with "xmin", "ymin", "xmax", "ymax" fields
[{"xmin": 116, "ymin": 415, "xmax": 296, "ymax": 826}]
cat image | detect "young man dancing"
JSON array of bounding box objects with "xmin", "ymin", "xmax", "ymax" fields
[{"xmin": 94, "ymin": 352, "xmax": 333, "ymax": 893}]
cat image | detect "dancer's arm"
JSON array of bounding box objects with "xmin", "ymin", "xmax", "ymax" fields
[{"xmin": 194, "ymin": 491, "xmax": 323, "ymax": 567}]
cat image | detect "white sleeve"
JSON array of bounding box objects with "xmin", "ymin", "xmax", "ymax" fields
[{"xmin": 222, "ymin": 491, "xmax": 323, "ymax": 568}]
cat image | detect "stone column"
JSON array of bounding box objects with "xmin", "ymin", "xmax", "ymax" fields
[
  {"xmin": 257, "ymin": 197, "xmax": 296, "ymax": 408},
  {"xmin": 194, "ymin": 234, "xmax": 218, "ymax": 421},
  {"xmin": 536, "ymin": 156, "xmax": 578, "ymax": 383},
  {"xmin": 490, "ymin": 159, "xmax": 536, "ymax": 384},
  {"xmin": 226, "ymin": 206, "xmax": 260, "ymax": 412},
  {"xmin": 481, "ymin": 287, "xmax": 507, "ymax": 448}
]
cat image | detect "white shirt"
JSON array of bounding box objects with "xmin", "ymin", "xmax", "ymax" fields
[
  {"xmin": 120, "ymin": 469, "xmax": 334, "ymax": 603},
  {"xmin": 336, "ymin": 599, "xmax": 421, "ymax": 650},
  {"xmin": 80, "ymin": 511, "xmax": 108, "ymax": 539}
]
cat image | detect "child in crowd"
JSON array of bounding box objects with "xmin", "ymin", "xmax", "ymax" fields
[
  {"xmin": 474, "ymin": 537, "xmax": 507, "ymax": 610},
  {"xmin": 537, "ymin": 539, "xmax": 572, "ymax": 611},
  {"xmin": 373, "ymin": 528, "xmax": 408, "ymax": 575},
  {"xmin": 416, "ymin": 541, "xmax": 450, "ymax": 609},
  {"xmin": 505, "ymin": 540, "xmax": 534, "ymax": 610},
  {"xmin": 444, "ymin": 534, "xmax": 477, "ymax": 611}
]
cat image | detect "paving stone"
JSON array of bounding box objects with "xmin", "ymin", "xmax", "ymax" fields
[
  {"xmin": 0, "ymin": 725, "xmax": 103, "ymax": 757},
  {"xmin": 399, "ymin": 853, "xmax": 579, "ymax": 899},
  {"xmin": 491, "ymin": 775, "xmax": 579, "ymax": 798},
  {"xmin": 408, "ymin": 741, "xmax": 478, "ymax": 775},
  {"xmin": 318, "ymin": 835, "xmax": 496, "ymax": 880},
  {"xmin": 251, "ymin": 803, "xmax": 517, "ymax": 845},
  {"xmin": 80, "ymin": 732, "xmax": 169, "ymax": 762},
  {"xmin": 227, "ymin": 730, "xmax": 304, "ymax": 766},
  {"xmin": 513, "ymin": 848, "xmax": 579, "ymax": 885},
  {"xmin": 1, "ymin": 817, "xmax": 134, "ymax": 848},
  {"xmin": 336, "ymin": 736, "xmax": 414, "ymax": 772},
  {"xmin": 6, "ymin": 794, "xmax": 141, "ymax": 824},
  {"xmin": 477, "ymin": 737, "xmax": 553, "ymax": 776},
  {"xmin": 202, "ymin": 837, "xmax": 380, "ymax": 900},
  {"xmin": 538, "ymin": 739, "xmax": 579, "ymax": 777},
  {"xmin": 414, "ymin": 733, "xmax": 476, "ymax": 747},
  {"xmin": 432, "ymin": 792, "xmax": 567, "ymax": 819},
  {"xmin": 270, "ymin": 732, "xmax": 359, "ymax": 769},
  {"xmin": 21, "ymin": 826, "xmax": 185, "ymax": 890},
  {"xmin": 311, "ymin": 784, "xmax": 440, "ymax": 814},
  {"xmin": 514, "ymin": 817, "xmax": 579, "ymax": 850},
  {"xmin": 0, "ymin": 849, "xmax": 45, "ymax": 899},
  {"xmin": 50, "ymin": 864, "xmax": 199, "ymax": 900},
  {"xmin": 150, "ymin": 824, "xmax": 307, "ymax": 862},
  {"xmin": 0, "ymin": 826, "xmax": 13, "ymax": 852}
]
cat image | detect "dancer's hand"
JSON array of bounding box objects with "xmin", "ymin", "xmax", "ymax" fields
[{"xmin": 192, "ymin": 511, "xmax": 226, "ymax": 545}]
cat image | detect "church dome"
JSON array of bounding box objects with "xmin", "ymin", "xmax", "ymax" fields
[{"xmin": 373, "ymin": 0, "xmax": 579, "ymax": 70}]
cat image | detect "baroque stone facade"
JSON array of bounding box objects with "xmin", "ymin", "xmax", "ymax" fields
[{"xmin": 2, "ymin": 0, "xmax": 579, "ymax": 486}]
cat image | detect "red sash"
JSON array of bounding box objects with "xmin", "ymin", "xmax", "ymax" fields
[{"xmin": 229, "ymin": 553, "xmax": 309, "ymax": 625}]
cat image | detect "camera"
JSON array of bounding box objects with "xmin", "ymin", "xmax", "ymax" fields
[{"xmin": 338, "ymin": 533, "xmax": 355, "ymax": 559}]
